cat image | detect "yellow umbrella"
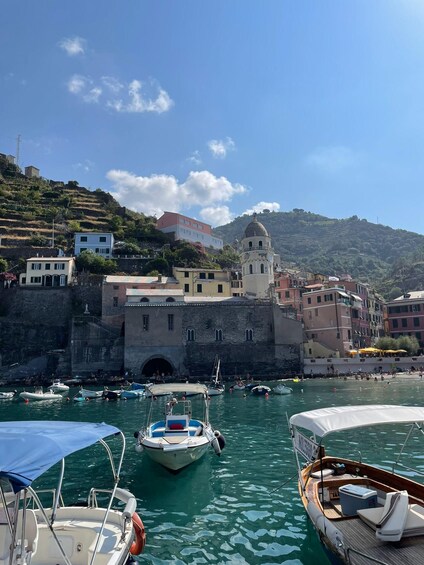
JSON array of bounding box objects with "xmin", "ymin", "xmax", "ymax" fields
[
  {"xmin": 394, "ymin": 349, "xmax": 407, "ymax": 353},
  {"xmin": 359, "ymin": 347, "xmax": 381, "ymax": 354},
  {"xmin": 347, "ymin": 349, "xmax": 359, "ymax": 355},
  {"xmin": 383, "ymin": 350, "xmax": 397, "ymax": 354}
]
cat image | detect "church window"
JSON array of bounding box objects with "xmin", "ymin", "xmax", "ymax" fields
[
  {"xmin": 215, "ymin": 329, "xmax": 223, "ymax": 341},
  {"xmin": 168, "ymin": 314, "xmax": 174, "ymax": 331},
  {"xmin": 140, "ymin": 297, "xmax": 149, "ymax": 302},
  {"xmin": 249, "ymin": 241, "xmax": 252, "ymax": 248},
  {"xmin": 258, "ymin": 240, "xmax": 263, "ymax": 248},
  {"xmin": 218, "ymin": 284, "xmax": 223, "ymax": 293},
  {"xmin": 184, "ymin": 284, "xmax": 189, "ymax": 292},
  {"xmin": 245, "ymin": 329, "xmax": 253, "ymax": 341},
  {"xmin": 197, "ymin": 283, "xmax": 203, "ymax": 293},
  {"xmin": 166, "ymin": 297, "xmax": 175, "ymax": 302},
  {"xmin": 187, "ymin": 328, "xmax": 195, "ymax": 341},
  {"xmin": 260, "ymin": 264, "xmax": 264, "ymax": 274},
  {"xmin": 249, "ymin": 265, "xmax": 253, "ymax": 274},
  {"xmin": 143, "ymin": 315, "xmax": 149, "ymax": 331}
]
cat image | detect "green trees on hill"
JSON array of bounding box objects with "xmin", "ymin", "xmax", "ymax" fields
[{"xmin": 75, "ymin": 250, "xmax": 117, "ymax": 275}]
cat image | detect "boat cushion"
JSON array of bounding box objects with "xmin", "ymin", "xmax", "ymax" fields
[
  {"xmin": 311, "ymin": 468, "xmax": 334, "ymax": 479},
  {"xmin": 169, "ymin": 423, "xmax": 184, "ymax": 430}
]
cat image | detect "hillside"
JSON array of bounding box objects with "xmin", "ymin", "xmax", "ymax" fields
[
  {"xmin": 0, "ymin": 154, "xmax": 168, "ymax": 253},
  {"xmin": 214, "ymin": 210, "xmax": 424, "ymax": 298}
]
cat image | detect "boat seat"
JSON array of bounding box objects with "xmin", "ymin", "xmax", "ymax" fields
[
  {"xmin": 165, "ymin": 415, "xmax": 189, "ymax": 430},
  {"xmin": 0, "ymin": 509, "xmax": 38, "ymax": 560},
  {"xmin": 357, "ymin": 491, "xmax": 419, "ymax": 541}
]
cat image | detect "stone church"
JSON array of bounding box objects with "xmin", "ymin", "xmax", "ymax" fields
[{"xmin": 123, "ymin": 215, "xmax": 302, "ymax": 378}]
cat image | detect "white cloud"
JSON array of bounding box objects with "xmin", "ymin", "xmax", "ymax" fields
[
  {"xmin": 101, "ymin": 76, "xmax": 124, "ymax": 94},
  {"xmin": 106, "ymin": 169, "xmax": 246, "ymax": 218},
  {"xmin": 306, "ymin": 145, "xmax": 357, "ymax": 174},
  {"xmin": 200, "ymin": 206, "xmax": 234, "ymax": 227},
  {"xmin": 186, "ymin": 150, "xmax": 202, "ymax": 166},
  {"xmin": 74, "ymin": 159, "xmax": 94, "ymax": 172},
  {"xmin": 83, "ymin": 87, "xmax": 102, "ymax": 103},
  {"xmin": 67, "ymin": 74, "xmax": 173, "ymax": 114},
  {"xmin": 67, "ymin": 74, "xmax": 88, "ymax": 94},
  {"xmin": 108, "ymin": 79, "xmax": 173, "ymax": 113},
  {"xmin": 207, "ymin": 137, "xmax": 235, "ymax": 158},
  {"xmin": 243, "ymin": 201, "xmax": 281, "ymax": 215},
  {"xmin": 59, "ymin": 36, "xmax": 86, "ymax": 56}
]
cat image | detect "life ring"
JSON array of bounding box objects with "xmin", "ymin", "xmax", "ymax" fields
[{"xmin": 130, "ymin": 512, "xmax": 146, "ymax": 555}]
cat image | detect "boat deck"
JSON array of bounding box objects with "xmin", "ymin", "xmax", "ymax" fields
[
  {"xmin": 336, "ymin": 515, "xmax": 424, "ymax": 565},
  {"xmin": 303, "ymin": 462, "xmax": 424, "ymax": 564}
]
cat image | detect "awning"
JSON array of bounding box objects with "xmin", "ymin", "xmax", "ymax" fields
[
  {"xmin": 351, "ymin": 294, "xmax": 362, "ymax": 302},
  {"xmin": 146, "ymin": 383, "xmax": 208, "ymax": 395},
  {"xmin": 0, "ymin": 421, "xmax": 120, "ymax": 491},
  {"xmin": 290, "ymin": 405, "xmax": 424, "ymax": 438},
  {"xmin": 337, "ymin": 291, "xmax": 349, "ymax": 298}
]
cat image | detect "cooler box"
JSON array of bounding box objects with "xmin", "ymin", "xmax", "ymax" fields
[{"xmin": 339, "ymin": 484, "xmax": 377, "ymax": 516}]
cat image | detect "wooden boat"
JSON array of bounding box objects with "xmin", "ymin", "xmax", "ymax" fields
[
  {"xmin": 134, "ymin": 383, "xmax": 225, "ymax": 472},
  {"xmin": 0, "ymin": 420, "xmax": 145, "ymax": 564},
  {"xmin": 289, "ymin": 405, "xmax": 424, "ymax": 564},
  {"xmin": 207, "ymin": 356, "xmax": 225, "ymax": 396},
  {"xmin": 19, "ymin": 387, "xmax": 62, "ymax": 401}
]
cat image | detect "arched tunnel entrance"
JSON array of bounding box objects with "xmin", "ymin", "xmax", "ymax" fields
[{"xmin": 142, "ymin": 357, "xmax": 174, "ymax": 379}]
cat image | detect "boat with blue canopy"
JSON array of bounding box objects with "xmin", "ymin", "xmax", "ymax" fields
[{"xmin": 0, "ymin": 420, "xmax": 146, "ymax": 564}]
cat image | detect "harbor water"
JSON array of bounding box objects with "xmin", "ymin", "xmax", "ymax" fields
[{"xmin": 2, "ymin": 376, "xmax": 424, "ymax": 564}]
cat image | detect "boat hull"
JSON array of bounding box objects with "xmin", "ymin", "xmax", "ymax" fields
[
  {"xmin": 141, "ymin": 440, "xmax": 211, "ymax": 471},
  {"xmin": 20, "ymin": 391, "xmax": 62, "ymax": 401}
]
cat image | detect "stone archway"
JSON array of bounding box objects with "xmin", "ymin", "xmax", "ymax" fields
[{"xmin": 142, "ymin": 357, "xmax": 174, "ymax": 379}]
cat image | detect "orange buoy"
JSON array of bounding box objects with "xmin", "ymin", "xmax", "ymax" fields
[{"xmin": 130, "ymin": 512, "xmax": 146, "ymax": 555}]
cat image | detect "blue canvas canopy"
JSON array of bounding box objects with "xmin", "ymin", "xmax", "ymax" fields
[{"xmin": 0, "ymin": 421, "xmax": 120, "ymax": 491}]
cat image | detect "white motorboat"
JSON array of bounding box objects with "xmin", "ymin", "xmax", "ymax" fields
[
  {"xmin": 78, "ymin": 387, "xmax": 103, "ymax": 399},
  {"xmin": 290, "ymin": 405, "xmax": 424, "ymax": 564},
  {"xmin": 0, "ymin": 420, "xmax": 146, "ymax": 564},
  {"xmin": 207, "ymin": 356, "xmax": 225, "ymax": 396},
  {"xmin": 273, "ymin": 383, "xmax": 292, "ymax": 395},
  {"xmin": 134, "ymin": 383, "xmax": 225, "ymax": 472},
  {"xmin": 250, "ymin": 384, "xmax": 271, "ymax": 396},
  {"xmin": 19, "ymin": 387, "xmax": 62, "ymax": 402},
  {"xmin": 232, "ymin": 380, "xmax": 245, "ymax": 391},
  {"xmin": 48, "ymin": 379, "xmax": 70, "ymax": 393},
  {"xmin": 0, "ymin": 390, "xmax": 17, "ymax": 400}
]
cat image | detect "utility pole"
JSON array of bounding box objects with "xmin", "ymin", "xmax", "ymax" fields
[{"xmin": 16, "ymin": 134, "xmax": 21, "ymax": 167}]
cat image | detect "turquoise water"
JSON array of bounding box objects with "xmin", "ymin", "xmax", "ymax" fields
[{"xmin": 2, "ymin": 377, "xmax": 424, "ymax": 564}]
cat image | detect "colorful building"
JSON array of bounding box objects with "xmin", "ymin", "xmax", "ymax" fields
[
  {"xmin": 387, "ymin": 291, "xmax": 424, "ymax": 349},
  {"xmin": 19, "ymin": 257, "xmax": 75, "ymax": 287},
  {"xmin": 156, "ymin": 212, "xmax": 223, "ymax": 249}
]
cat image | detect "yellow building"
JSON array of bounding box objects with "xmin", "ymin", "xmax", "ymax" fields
[
  {"xmin": 19, "ymin": 257, "xmax": 76, "ymax": 287},
  {"xmin": 173, "ymin": 267, "xmax": 232, "ymax": 297}
]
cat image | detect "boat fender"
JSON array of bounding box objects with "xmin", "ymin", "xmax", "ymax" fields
[
  {"xmin": 214, "ymin": 430, "xmax": 226, "ymax": 451},
  {"xmin": 307, "ymin": 501, "xmax": 344, "ymax": 556},
  {"xmin": 133, "ymin": 431, "xmax": 140, "ymax": 439},
  {"xmin": 130, "ymin": 512, "xmax": 146, "ymax": 555},
  {"xmin": 135, "ymin": 443, "xmax": 143, "ymax": 453}
]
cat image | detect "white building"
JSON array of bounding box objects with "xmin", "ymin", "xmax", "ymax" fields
[
  {"xmin": 19, "ymin": 257, "xmax": 75, "ymax": 287},
  {"xmin": 74, "ymin": 232, "xmax": 114, "ymax": 258}
]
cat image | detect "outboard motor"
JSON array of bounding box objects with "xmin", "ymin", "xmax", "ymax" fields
[{"xmin": 212, "ymin": 430, "xmax": 226, "ymax": 456}]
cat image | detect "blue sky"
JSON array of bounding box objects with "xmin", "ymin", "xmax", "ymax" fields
[{"xmin": 2, "ymin": 1, "xmax": 424, "ymax": 233}]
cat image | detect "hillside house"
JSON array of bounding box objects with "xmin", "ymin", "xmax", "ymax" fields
[
  {"xmin": 74, "ymin": 232, "xmax": 114, "ymax": 258},
  {"xmin": 19, "ymin": 257, "xmax": 75, "ymax": 287},
  {"xmin": 24, "ymin": 165, "xmax": 40, "ymax": 178},
  {"xmin": 156, "ymin": 212, "xmax": 223, "ymax": 250}
]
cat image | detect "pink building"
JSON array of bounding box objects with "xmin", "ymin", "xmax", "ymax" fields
[
  {"xmin": 274, "ymin": 271, "xmax": 307, "ymax": 321},
  {"xmin": 156, "ymin": 212, "xmax": 223, "ymax": 249},
  {"xmin": 341, "ymin": 280, "xmax": 370, "ymax": 348},
  {"xmin": 302, "ymin": 286, "xmax": 354, "ymax": 354},
  {"xmin": 387, "ymin": 291, "xmax": 424, "ymax": 349},
  {"xmin": 102, "ymin": 274, "xmax": 180, "ymax": 329}
]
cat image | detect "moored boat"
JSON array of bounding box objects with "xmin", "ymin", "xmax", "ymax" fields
[
  {"xmin": 207, "ymin": 356, "xmax": 225, "ymax": 396},
  {"xmin": 78, "ymin": 387, "xmax": 103, "ymax": 399},
  {"xmin": 251, "ymin": 385, "xmax": 271, "ymax": 396},
  {"xmin": 134, "ymin": 383, "xmax": 225, "ymax": 472},
  {"xmin": 0, "ymin": 420, "xmax": 146, "ymax": 564},
  {"xmin": 273, "ymin": 383, "xmax": 292, "ymax": 395},
  {"xmin": 289, "ymin": 405, "xmax": 424, "ymax": 564},
  {"xmin": 0, "ymin": 390, "xmax": 17, "ymax": 400},
  {"xmin": 19, "ymin": 387, "xmax": 63, "ymax": 401},
  {"xmin": 48, "ymin": 378, "xmax": 70, "ymax": 393}
]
